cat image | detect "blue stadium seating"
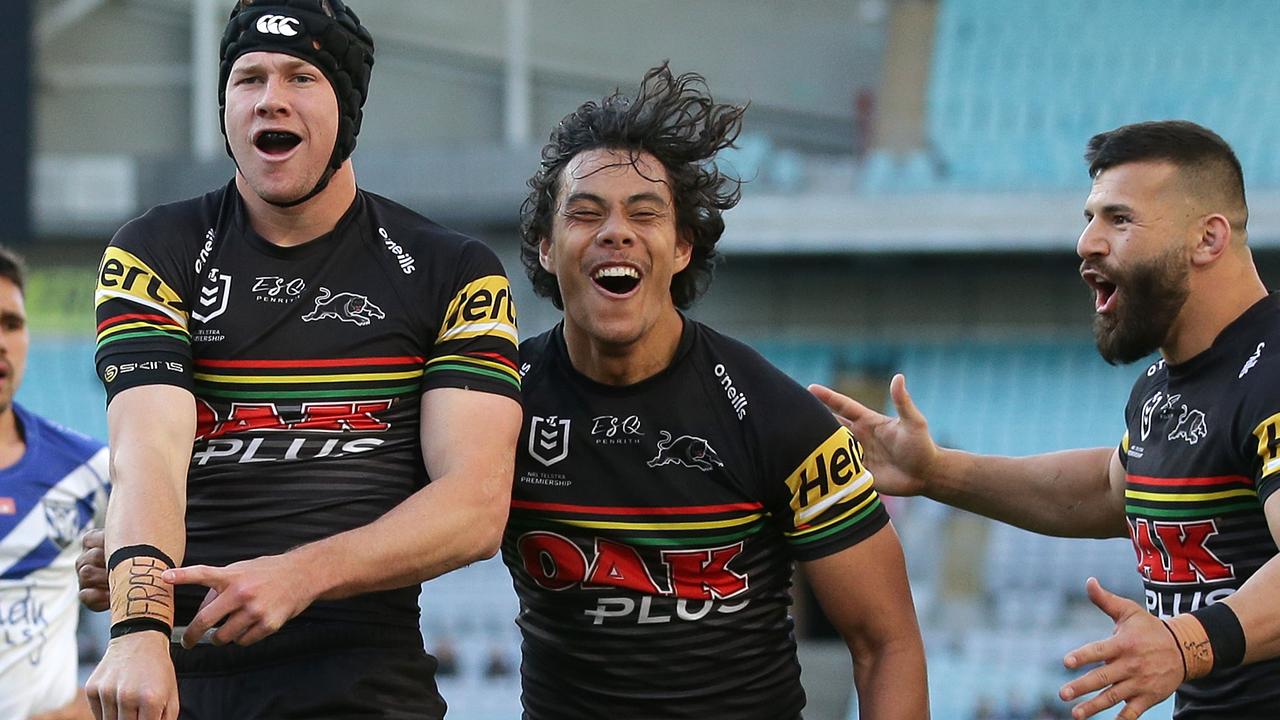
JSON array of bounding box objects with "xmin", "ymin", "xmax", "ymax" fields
[{"xmin": 923, "ymin": 0, "xmax": 1280, "ymax": 191}]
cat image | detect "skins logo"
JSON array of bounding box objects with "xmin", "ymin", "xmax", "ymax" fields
[
  {"xmin": 42, "ymin": 498, "xmax": 81, "ymax": 550},
  {"xmin": 529, "ymin": 416, "xmax": 571, "ymax": 466},
  {"xmin": 302, "ymin": 287, "xmax": 385, "ymax": 326},
  {"xmin": 1169, "ymin": 406, "xmax": 1208, "ymax": 445},
  {"xmin": 192, "ymin": 268, "xmax": 232, "ymax": 323},
  {"xmin": 646, "ymin": 431, "xmax": 723, "ymax": 472},
  {"xmin": 1128, "ymin": 517, "xmax": 1233, "ymax": 585}
]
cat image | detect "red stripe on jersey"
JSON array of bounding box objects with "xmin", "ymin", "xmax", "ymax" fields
[
  {"xmin": 196, "ymin": 356, "xmax": 425, "ymax": 369},
  {"xmin": 470, "ymin": 351, "xmax": 519, "ymax": 370},
  {"xmin": 511, "ymin": 499, "xmax": 764, "ymax": 516},
  {"xmin": 1126, "ymin": 473, "xmax": 1253, "ymax": 487},
  {"xmin": 98, "ymin": 313, "xmax": 184, "ymax": 332}
]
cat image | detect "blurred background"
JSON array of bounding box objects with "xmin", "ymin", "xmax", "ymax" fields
[{"xmin": 15, "ymin": 0, "xmax": 1280, "ymax": 717}]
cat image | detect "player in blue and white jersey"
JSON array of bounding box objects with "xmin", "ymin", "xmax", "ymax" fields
[{"xmin": 0, "ymin": 246, "xmax": 109, "ymax": 720}]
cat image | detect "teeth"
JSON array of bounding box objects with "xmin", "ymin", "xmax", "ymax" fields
[{"xmin": 593, "ymin": 266, "xmax": 639, "ymax": 280}]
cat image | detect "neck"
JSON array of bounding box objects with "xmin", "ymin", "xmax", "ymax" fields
[
  {"xmin": 563, "ymin": 308, "xmax": 685, "ymax": 386},
  {"xmin": 0, "ymin": 406, "xmax": 25, "ymax": 470},
  {"xmin": 236, "ymin": 163, "xmax": 357, "ymax": 247},
  {"xmin": 1163, "ymin": 250, "xmax": 1268, "ymax": 364}
]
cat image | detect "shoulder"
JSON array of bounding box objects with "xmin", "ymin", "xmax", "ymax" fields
[
  {"xmin": 113, "ymin": 187, "xmax": 226, "ymax": 250},
  {"xmin": 518, "ymin": 327, "xmax": 559, "ymax": 380},
  {"xmin": 691, "ymin": 322, "xmax": 832, "ymax": 423},
  {"xmin": 17, "ymin": 405, "xmax": 105, "ymax": 464},
  {"xmin": 361, "ymin": 191, "xmax": 487, "ymax": 257}
]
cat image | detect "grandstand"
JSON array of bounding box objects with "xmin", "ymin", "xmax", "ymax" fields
[{"xmin": 19, "ymin": 0, "xmax": 1280, "ymax": 718}]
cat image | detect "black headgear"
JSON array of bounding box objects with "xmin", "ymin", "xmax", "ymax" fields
[{"xmin": 218, "ymin": 0, "xmax": 375, "ymax": 207}]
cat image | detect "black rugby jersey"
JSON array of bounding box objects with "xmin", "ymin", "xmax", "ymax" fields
[
  {"xmin": 1119, "ymin": 293, "xmax": 1280, "ymax": 718},
  {"xmin": 94, "ymin": 181, "xmax": 521, "ymax": 629},
  {"xmin": 503, "ymin": 319, "xmax": 889, "ymax": 720}
]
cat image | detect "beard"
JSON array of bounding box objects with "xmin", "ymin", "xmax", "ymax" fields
[{"xmin": 1091, "ymin": 244, "xmax": 1191, "ymax": 365}]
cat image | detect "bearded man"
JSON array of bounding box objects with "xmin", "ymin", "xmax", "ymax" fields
[{"xmin": 812, "ymin": 120, "xmax": 1280, "ymax": 720}]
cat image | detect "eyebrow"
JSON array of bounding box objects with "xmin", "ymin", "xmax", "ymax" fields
[
  {"xmin": 230, "ymin": 58, "xmax": 314, "ymax": 76},
  {"xmin": 564, "ymin": 191, "xmax": 669, "ymax": 207},
  {"xmin": 1084, "ymin": 203, "xmax": 1135, "ymax": 217}
]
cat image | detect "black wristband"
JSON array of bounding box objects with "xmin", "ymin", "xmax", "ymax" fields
[
  {"xmin": 110, "ymin": 617, "xmax": 172, "ymax": 639},
  {"xmin": 1191, "ymin": 602, "xmax": 1246, "ymax": 671},
  {"xmin": 107, "ymin": 544, "xmax": 176, "ymax": 571}
]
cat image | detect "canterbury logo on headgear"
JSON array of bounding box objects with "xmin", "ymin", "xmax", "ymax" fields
[{"xmin": 255, "ymin": 14, "xmax": 301, "ymax": 36}]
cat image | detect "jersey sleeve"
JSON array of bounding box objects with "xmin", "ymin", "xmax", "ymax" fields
[
  {"xmin": 737, "ymin": 359, "xmax": 888, "ymax": 561},
  {"xmin": 1243, "ymin": 383, "xmax": 1280, "ymax": 502},
  {"xmin": 421, "ymin": 238, "xmax": 521, "ymax": 403},
  {"xmin": 94, "ymin": 217, "xmax": 195, "ymax": 403}
]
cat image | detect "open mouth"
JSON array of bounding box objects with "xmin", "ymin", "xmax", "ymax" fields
[
  {"xmin": 254, "ymin": 130, "xmax": 302, "ymax": 157},
  {"xmin": 592, "ymin": 265, "xmax": 641, "ymax": 296},
  {"xmin": 1082, "ymin": 269, "xmax": 1119, "ymax": 313}
]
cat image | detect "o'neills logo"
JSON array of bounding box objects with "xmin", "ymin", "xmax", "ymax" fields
[{"xmin": 713, "ymin": 364, "xmax": 748, "ymax": 420}]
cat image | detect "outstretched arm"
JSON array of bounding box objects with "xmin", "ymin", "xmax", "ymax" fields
[
  {"xmin": 810, "ymin": 375, "xmax": 1128, "ymax": 539},
  {"xmin": 803, "ymin": 523, "xmax": 928, "ymax": 720}
]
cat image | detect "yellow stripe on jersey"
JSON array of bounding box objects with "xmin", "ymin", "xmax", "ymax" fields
[
  {"xmin": 1125, "ymin": 488, "xmax": 1258, "ymax": 503},
  {"xmin": 193, "ymin": 369, "xmax": 424, "ymax": 385},
  {"xmin": 1253, "ymin": 412, "xmax": 1280, "ymax": 480},
  {"xmin": 542, "ymin": 513, "xmax": 765, "ymax": 532},
  {"xmin": 95, "ymin": 247, "xmax": 188, "ymax": 327},
  {"xmin": 439, "ymin": 275, "xmax": 518, "ymax": 347},
  {"xmin": 784, "ymin": 489, "xmax": 880, "ymax": 538},
  {"xmin": 784, "ymin": 427, "xmax": 873, "ymax": 526}
]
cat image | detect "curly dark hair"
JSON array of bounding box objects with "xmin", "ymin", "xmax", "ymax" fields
[{"xmin": 519, "ymin": 63, "xmax": 746, "ymax": 310}]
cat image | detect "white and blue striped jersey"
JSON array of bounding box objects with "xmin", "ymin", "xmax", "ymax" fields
[{"xmin": 0, "ymin": 403, "xmax": 108, "ymax": 719}]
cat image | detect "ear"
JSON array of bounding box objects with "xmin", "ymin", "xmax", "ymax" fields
[
  {"xmin": 673, "ymin": 230, "xmax": 693, "ymax": 274},
  {"xmin": 538, "ymin": 236, "xmax": 556, "ymax": 273},
  {"xmin": 1190, "ymin": 213, "xmax": 1233, "ymax": 267}
]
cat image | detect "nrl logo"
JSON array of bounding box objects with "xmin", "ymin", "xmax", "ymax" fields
[
  {"xmin": 529, "ymin": 416, "xmax": 571, "ymax": 467},
  {"xmin": 192, "ymin": 268, "xmax": 232, "ymax": 323},
  {"xmin": 647, "ymin": 431, "xmax": 724, "ymax": 472},
  {"xmin": 302, "ymin": 287, "xmax": 385, "ymax": 326},
  {"xmin": 1140, "ymin": 391, "xmax": 1164, "ymax": 441}
]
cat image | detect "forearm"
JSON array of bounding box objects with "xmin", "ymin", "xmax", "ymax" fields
[
  {"xmin": 103, "ymin": 387, "xmax": 195, "ymax": 564},
  {"xmin": 852, "ymin": 635, "xmax": 929, "ymax": 720},
  {"xmin": 300, "ymin": 469, "xmax": 510, "ymax": 599},
  {"xmin": 1220, "ymin": 554, "xmax": 1280, "ymax": 664},
  {"xmin": 925, "ymin": 446, "xmax": 1126, "ymax": 538}
]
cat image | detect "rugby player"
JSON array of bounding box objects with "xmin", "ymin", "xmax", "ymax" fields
[
  {"xmin": 0, "ymin": 248, "xmax": 107, "ymax": 720},
  {"xmin": 85, "ymin": 1, "xmax": 521, "ymax": 718},
  {"xmin": 506, "ymin": 64, "xmax": 928, "ymax": 719},
  {"xmin": 812, "ymin": 120, "xmax": 1280, "ymax": 719}
]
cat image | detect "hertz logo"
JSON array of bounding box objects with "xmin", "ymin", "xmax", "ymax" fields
[
  {"xmin": 256, "ymin": 14, "xmax": 301, "ymax": 37},
  {"xmin": 784, "ymin": 427, "xmax": 875, "ymax": 525},
  {"xmin": 439, "ymin": 275, "xmax": 518, "ymax": 347},
  {"xmin": 1253, "ymin": 412, "xmax": 1280, "ymax": 481},
  {"xmin": 96, "ymin": 247, "xmax": 188, "ymax": 327}
]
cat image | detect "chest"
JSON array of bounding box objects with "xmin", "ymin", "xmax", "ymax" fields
[
  {"xmin": 187, "ymin": 239, "xmax": 423, "ymax": 359},
  {"xmin": 1124, "ymin": 383, "xmax": 1242, "ymax": 475}
]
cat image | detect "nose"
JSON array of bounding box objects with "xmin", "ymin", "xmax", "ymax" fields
[
  {"xmin": 255, "ymin": 77, "xmax": 290, "ymax": 117},
  {"xmin": 595, "ymin": 212, "xmax": 634, "ymax": 249},
  {"xmin": 1076, "ymin": 217, "xmax": 1109, "ymax": 260}
]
